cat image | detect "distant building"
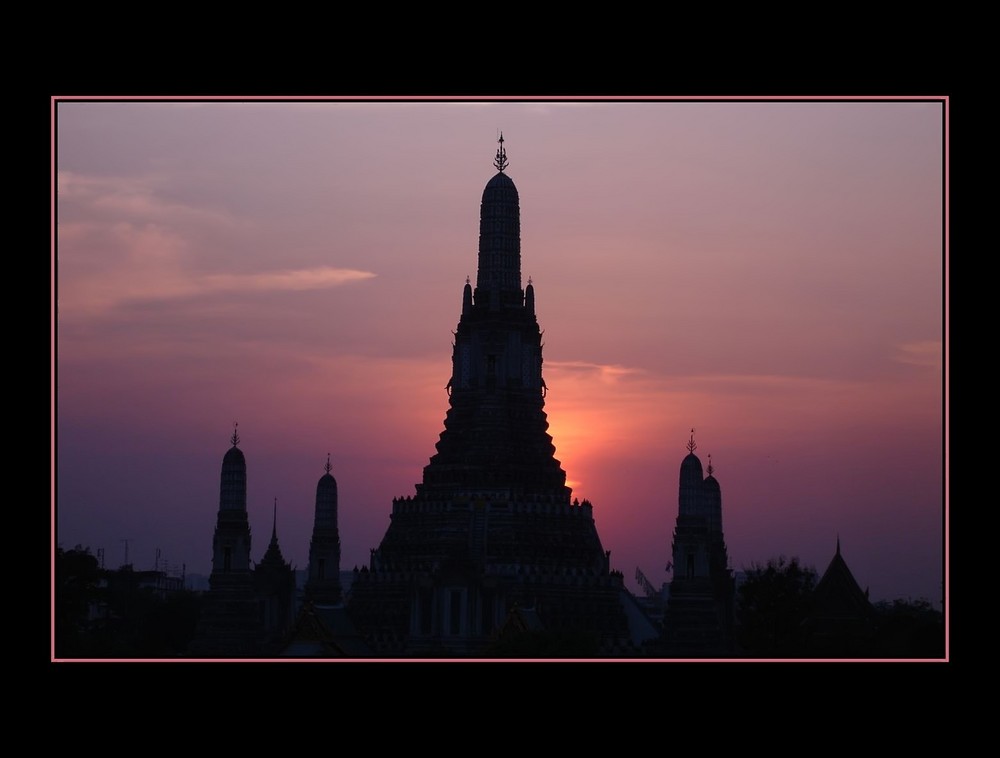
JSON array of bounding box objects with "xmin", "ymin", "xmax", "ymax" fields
[
  {"xmin": 87, "ymin": 563, "xmax": 186, "ymax": 631},
  {"xmin": 254, "ymin": 499, "xmax": 296, "ymax": 651},
  {"xmin": 188, "ymin": 426, "xmax": 295, "ymax": 656},
  {"xmin": 661, "ymin": 431, "xmax": 736, "ymax": 655},
  {"xmin": 304, "ymin": 455, "xmax": 342, "ymax": 605},
  {"xmin": 279, "ymin": 457, "xmax": 369, "ymax": 656},
  {"xmin": 803, "ymin": 538, "xmax": 876, "ymax": 655},
  {"xmin": 347, "ymin": 136, "xmax": 632, "ymax": 655}
]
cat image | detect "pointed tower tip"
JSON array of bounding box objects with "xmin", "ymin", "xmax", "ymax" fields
[
  {"xmin": 686, "ymin": 428, "xmax": 696, "ymax": 454},
  {"xmin": 707, "ymin": 453, "xmax": 713, "ymax": 476},
  {"xmin": 325, "ymin": 453, "xmax": 332, "ymax": 475},
  {"xmin": 494, "ymin": 131, "xmax": 509, "ymax": 173},
  {"xmin": 836, "ymin": 533, "xmax": 841, "ymax": 556},
  {"xmin": 272, "ymin": 497, "xmax": 279, "ymax": 540},
  {"xmin": 231, "ymin": 421, "xmax": 240, "ymax": 447}
]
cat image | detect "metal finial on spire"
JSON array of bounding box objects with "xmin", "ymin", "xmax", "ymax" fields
[
  {"xmin": 325, "ymin": 453, "xmax": 332, "ymax": 475},
  {"xmin": 686, "ymin": 428, "xmax": 696, "ymax": 453},
  {"xmin": 273, "ymin": 497, "xmax": 278, "ymax": 533},
  {"xmin": 466, "ymin": 275, "xmax": 471, "ymax": 286},
  {"xmin": 494, "ymin": 131, "xmax": 509, "ymax": 172},
  {"xmin": 707, "ymin": 453, "xmax": 713, "ymax": 476},
  {"xmin": 528, "ymin": 276, "xmax": 533, "ymax": 286},
  {"xmin": 231, "ymin": 421, "xmax": 240, "ymax": 447},
  {"xmin": 836, "ymin": 533, "xmax": 841, "ymax": 556}
]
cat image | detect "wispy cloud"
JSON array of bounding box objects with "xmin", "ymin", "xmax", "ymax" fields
[
  {"xmin": 200, "ymin": 267, "xmax": 375, "ymax": 294},
  {"xmin": 57, "ymin": 171, "xmax": 240, "ymax": 230},
  {"xmin": 59, "ymin": 260, "xmax": 376, "ymax": 314},
  {"xmin": 546, "ymin": 360, "xmax": 643, "ymax": 384},
  {"xmin": 57, "ymin": 170, "xmax": 376, "ymax": 315},
  {"xmin": 892, "ymin": 340, "xmax": 942, "ymax": 368}
]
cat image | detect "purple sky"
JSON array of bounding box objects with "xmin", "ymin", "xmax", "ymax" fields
[{"xmin": 54, "ymin": 98, "xmax": 946, "ymax": 605}]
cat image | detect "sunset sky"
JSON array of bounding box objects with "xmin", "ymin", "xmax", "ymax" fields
[{"xmin": 53, "ymin": 97, "xmax": 946, "ymax": 606}]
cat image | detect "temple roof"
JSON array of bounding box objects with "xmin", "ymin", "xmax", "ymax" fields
[
  {"xmin": 222, "ymin": 445, "xmax": 245, "ymax": 466},
  {"xmin": 812, "ymin": 541, "xmax": 873, "ymax": 620},
  {"xmin": 318, "ymin": 456, "xmax": 337, "ymax": 488},
  {"xmin": 258, "ymin": 499, "xmax": 289, "ymax": 570},
  {"xmin": 680, "ymin": 452, "xmax": 703, "ymax": 478},
  {"xmin": 223, "ymin": 423, "xmax": 244, "ymax": 463},
  {"xmin": 484, "ymin": 170, "xmax": 517, "ymax": 193}
]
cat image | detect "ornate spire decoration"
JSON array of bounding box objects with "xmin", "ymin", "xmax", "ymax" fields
[
  {"xmin": 494, "ymin": 131, "xmax": 509, "ymax": 173},
  {"xmin": 465, "ymin": 275, "xmax": 471, "ymax": 286},
  {"xmin": 707, "ymin": 453, "xmax": 714, "ymax": 476},
  {"xmin": 325, "ymin": 453, "xmax": 332, "ymax": 475},
  {"xmin": 231, "ymin": 421, "xmax": 240, "ymax": 447},
  {"xmin": 686, "ymin": 428, "xmax": 696, "ymax": 453}
]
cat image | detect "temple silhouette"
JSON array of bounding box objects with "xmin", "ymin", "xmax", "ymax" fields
[
  {"xmin": 179, "ymin": 137, "xmax": 899, "ymax": 659},
  {"xmin": 660, "ymin": 431, "xmax": 736, "ymax": 655},
  {"xmin": 188, "ymin": 424, "xmax": 298, "ymax": 656},
  {"xmin": 346, "ymin": 135, "xmax": 633, "ymax": 655}
]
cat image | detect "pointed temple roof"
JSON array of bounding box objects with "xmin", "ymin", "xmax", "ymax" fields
[
  {"xmin": 219, "ymin": 422, "xmax": 247, "ymax": 512},
  {"xmin": 494, "ymin": 131, "xmax": 509, "ymax": 172},
  {"xmin": 417, "ymin": 134, "xmax": 567, "ymax": 498},
  {"xmin": 319, "ymin": 452, "xmax": 336, "ymax": 484},
  {"xmin": 313, "ymin": 453, "xmax": 339, "ymax": 529},
  {"xmin": 702, "ymin": 454, "xmax": 721, "ymax": 495},
  {"xmin": 476, "ymin": 134, "xmax": 522, "ymax": 309},
  {"xmin": 812, "ymin": 538, "xmax": 873, "ymax": 619},
  {"xmin": 680, "ymin": 428, "xmax": 703, "ymax": 473},
  {"xmin": 222, "ymin": 421, "xmax": 246, "ymax": 466},
  {"xmin": 305, "ymin": 453, "xmax": 342, "ymax": 606},
  {"xmin": 258, "ymin": 498, "xmax": 288, "ymax": 569}
]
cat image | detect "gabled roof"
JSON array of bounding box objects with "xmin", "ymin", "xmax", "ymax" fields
[{"xmin": 812, "ymin": 542, "xmax": 873, "ymax": 621}]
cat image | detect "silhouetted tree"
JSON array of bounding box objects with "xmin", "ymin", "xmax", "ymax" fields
[
  {"xmin": 871, "ymin": 598, "xmax": 944, "ymax": 658},
  {"xmin": 737, "ymin": 555, "xmax": 817, "ymax": 657},
  {"xmin": 55, "ymin": 546, "xmax": 103, "ymax": 657}
]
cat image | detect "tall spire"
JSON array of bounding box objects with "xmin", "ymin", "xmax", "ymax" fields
[
  {"xmin": 424, "ymin": 134, "xmax": 563, "ymax": 494},
  {"xmin": 219, "ymin": 422, "xmax": 248, "ymax": 512},
  {"xmin": 195, "ymin": 418, "xmax": 258, "ymax": 654},
  {"xmin": 494, "ymin": 131, "xmax": 508, "ymax": 172},
  {"xmin": 476, "ymin": 133, "xmax": 521, "ymax": 308},
  {"xmin": 347, "ymin": 131, "xmax": 633, "ymax": 654},
  {"xmin": 260, "ymin": 496, "xmax": 288, "ymax": 569},
  {"xmin": 306, "ymin": 452, "xmax": 342, "ymax": 604},
  {"xmin": 686, "ymin": 428, "xmax": 697, "ymax": 453}
]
